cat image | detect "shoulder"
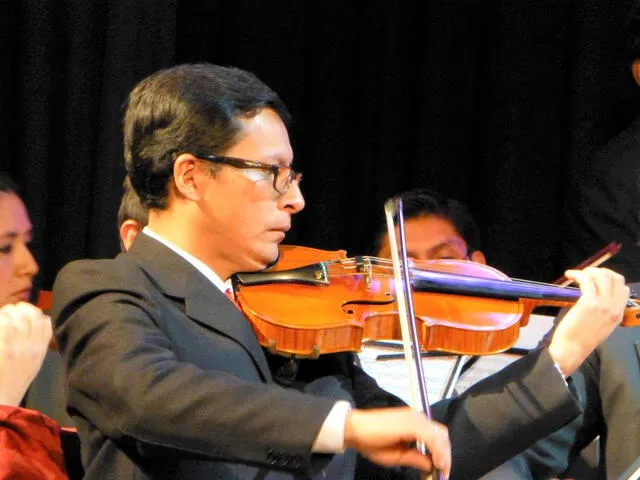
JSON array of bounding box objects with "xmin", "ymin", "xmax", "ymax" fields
[
  {"xmin": 54, "ymin": 254, "xmax": 142, "ymax": 290},
  {"xmin": 51, "ymin": 255, "xmax": 151, "ymax": 317}
]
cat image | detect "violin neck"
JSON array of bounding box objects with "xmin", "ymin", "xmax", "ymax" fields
[{"xmin": 411, "ymin": 270, "xmax": 581, "ymax": 303}]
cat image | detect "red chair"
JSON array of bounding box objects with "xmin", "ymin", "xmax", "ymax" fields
[{"xmin": 36, "ymin": 290, "xmax": 52, "ymax": 311}]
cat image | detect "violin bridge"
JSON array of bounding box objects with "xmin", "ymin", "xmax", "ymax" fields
[{"xmin": 355, "ymin": 256, "xmax": 373, "ymax": 289}]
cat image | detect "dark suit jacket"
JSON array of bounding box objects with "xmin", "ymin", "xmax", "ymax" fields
[
  {"xmin": 482, "ymin": 280, "xmax": 640, "ymax": 480},
  {"xmin": 500, "ymin": 326, "xmax": 640, "ymax": 480},
  {"xmin": 594, "ymin": 326, "xmax": 640, "ymax": 478},
  {"xmin": 52, "ymin": 234, "xmax": 584, "ymax": 480},
  {"xmin": 561, "ymin": 114, "xmax": 640, "ymax": 282}
]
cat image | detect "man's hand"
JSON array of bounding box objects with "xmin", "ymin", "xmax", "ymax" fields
[
  {"xmin": 344, "ymin": 406, "xmax": 451, "ymax": 478},
  {"xmin": 0, "ymin": 302, "xmax": 52, "ymax": 406},
  {"xmin": 548, "ymin": 267, "xmax": 629, "ymax": 377}
]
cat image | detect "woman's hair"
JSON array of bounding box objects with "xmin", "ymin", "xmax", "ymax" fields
[{"xmin": 0, "ymin": 172, "xmax": 19, "ymax": 194}]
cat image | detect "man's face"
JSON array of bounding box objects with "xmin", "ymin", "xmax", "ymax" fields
[
  {"xmin": 378, "ymin": 214, "xmax": 484, "ymax": 263},
  {"xmin": 0, "ymin": 192, "xmax": 39, "ymax": 306},
  {"xmin": 195, "ymin": 108, "xmax": 304, "ymax": 274}
]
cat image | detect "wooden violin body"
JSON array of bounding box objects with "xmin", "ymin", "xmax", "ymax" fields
[{"xmin": 234, "ymin": 245, "xmax": 640, "ymax": 358}]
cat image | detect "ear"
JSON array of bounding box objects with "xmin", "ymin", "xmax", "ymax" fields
[
  {"xmin": 469, "ymin": 250, "xmax": 487, "ymax": 264},
  {"xmin": 119, "ymin": 220, "xmax": 142, "ymax": 252},
  {"xmin": 172, "ymin": 153, "xmax": 202, "ymax": 202},
  {"xmin": 632, "ymin": 60, "xmax": 640, "ymax": 87}
]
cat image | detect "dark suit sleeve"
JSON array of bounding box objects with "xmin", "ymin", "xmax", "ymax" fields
[
  {"xmin": 296, "ymin": 348, "xmax": 582, "ymax": 479},
  {"xmin": 479, "ymin": 357, "xmax": 601, "ymax": 480},
  {"xmin": 350, "ymin": 363, "xmax": 407, "ymax": 409},
  {"xmin": 492, "ymin": 349, "xmax": 602, "ymax": 479},
  {"xmin": 334, "ymin": 352, "xmax": 581, "ymax": 480},
  {"xmin": 52, "ymin": 260, "xmax": 336, "ymax": 469},
  {"xmin": 431, "ymin": 348, "xmax": 582, "ymax": 480}
]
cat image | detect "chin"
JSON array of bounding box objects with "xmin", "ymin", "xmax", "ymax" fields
[
  {"xmin": 252, "ymin": 244, "xmax": 280, "ymax": 271},
  {"xmin": 234, "ymin": 246, "xmax": 279, "ymax": 274}
]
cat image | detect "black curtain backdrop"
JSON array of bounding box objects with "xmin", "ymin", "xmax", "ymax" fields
[{"xmin": 1, "ymin": 0, "xmax": 638, "ymax": 290}]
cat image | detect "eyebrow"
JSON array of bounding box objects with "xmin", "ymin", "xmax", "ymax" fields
[
  {"xmin": 0, "ymin": 229, "xmax": 32, "ymax": 241},
  {"xmin": 427, "ymin": 239, "xmax": 467, "ymax": 255},
  {"xmin": 262, "ymin": 152, "xmax": 293, "ymax": 167}
]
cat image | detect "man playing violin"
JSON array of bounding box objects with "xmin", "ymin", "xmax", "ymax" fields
[
  {"xmin": 375, "ymin": 188, "xmax": 640, "ymax": 479},
  {"xmin": 52, "ymin": 63, "xmax": 628, "ymax": 480}
]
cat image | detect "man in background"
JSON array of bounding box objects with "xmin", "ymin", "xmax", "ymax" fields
[
  {"xmin": 375, "ymin": 188, "xmax": 640, "ymax": 479},
  {"xmin": 561, "ymin": 1, "xmax": 640, "ymax": 283}
]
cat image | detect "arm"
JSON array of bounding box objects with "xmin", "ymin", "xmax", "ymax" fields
[
  {"xmin": 54, "ymin": 260, "xmax": 451, "ymax": 476},
  {"xmin": 547, "ymin": 267, "xmax": 629, "ymax": 377},
  {"xmin": 301, "ymin": 267, "xmax": 625, "ymax": 479},
  {"xmin": 432, "ymin": 266, "xmax": 627, "ymax": 480},
  {"xmin": 432, "ymin": 348, "xmax": 579, "ymax": 480},
  {"xmin": 0, "ymin": 302, "xmax": 51, "ymax": 406},
  {"xmin": 507, "ymin": 359, "xmax": 601, "ymax": 479}
]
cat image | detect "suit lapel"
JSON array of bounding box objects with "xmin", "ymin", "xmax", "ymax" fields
[
  {"xmin": 184, "ymin": 274, "xmax": 272, "ymax": 381},
  {"xmin": 128, "ymin": 234, "xmax": 273, "ymax": 382}
]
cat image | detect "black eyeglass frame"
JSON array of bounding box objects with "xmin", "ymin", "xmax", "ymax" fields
[{"xmin": 192, "ymin": 153, "xmax": 301, "ymax": 194}]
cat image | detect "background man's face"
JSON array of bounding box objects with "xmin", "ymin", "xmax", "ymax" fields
[{"xmin": 378, "ymin": 215, "xmax": 472, "ymax": 262}]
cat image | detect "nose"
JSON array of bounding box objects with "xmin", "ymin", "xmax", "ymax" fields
[
  {"xmin": 279, "ymin": 180, "xmax": 305, "ymax": 214},
  {"xmin": 15, "ymin": 241, "xmax": 39, "ymax": 279}
]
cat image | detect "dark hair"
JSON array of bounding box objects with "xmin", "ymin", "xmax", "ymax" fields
[
  {"xmin": 626, "ymin": 1, "xmax": 640, "ymax": 62},
  {"xmin": 117, "ymin": 175, "xmax": 149, "ymax": 228},
  {"xmin": 371, "ymin": 188, "xmax": 481, "ymax": 255},
  {"xmin": 123, "ymin": 63, "xmax": 291, "ymax": 209},
  {"xmin": 0, "ymin": 172, "xmax": 19, "ymax": 194}
]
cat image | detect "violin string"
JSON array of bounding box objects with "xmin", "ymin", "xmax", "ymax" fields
[
  {"xmin": 510, "ymin": 276, "xmax": 581, "ymax": 292},
  {"xmin": 327, "ymin": 258, "xmax": 582, "ymax": 294}
]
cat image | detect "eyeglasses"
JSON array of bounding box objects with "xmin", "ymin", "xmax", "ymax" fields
[{"xmin": 193, "ymin": 153, "xmax": 302, "ymax": 195}]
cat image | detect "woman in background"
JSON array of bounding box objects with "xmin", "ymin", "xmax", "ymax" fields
[{"xmin": 0, "ymin": 172, "xmax": 69, "ymax": 479}]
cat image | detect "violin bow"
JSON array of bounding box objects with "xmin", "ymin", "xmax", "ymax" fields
[
  {"xmin": 384, "ymin": 198, "xmax": 444, "ymax": 480},
  {"xmin": 553, "ymin": 242, "xmax": 622, "ymax": 286}
]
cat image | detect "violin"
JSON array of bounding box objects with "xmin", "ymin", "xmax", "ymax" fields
[{"xmin": 233, "ymin": 245, "xmax": 640, "ymax": 358}]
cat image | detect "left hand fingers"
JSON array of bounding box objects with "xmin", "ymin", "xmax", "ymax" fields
[{"xmin": 565, "ymin": 267, "xmax": 628, "ymax": 301}]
